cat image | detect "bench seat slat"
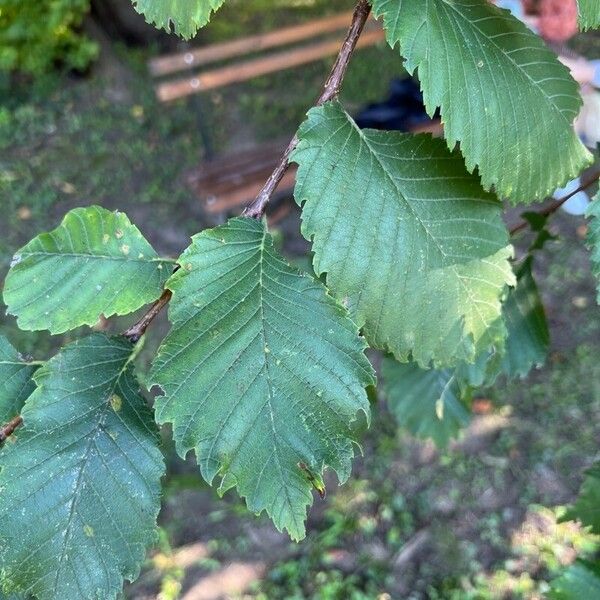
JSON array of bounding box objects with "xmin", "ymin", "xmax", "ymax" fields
[
  {"xmin": 149, "ymin": 11, "xmax": 356, "ymax": 77},
  {"xmin": 157, "ymin": 27, "xmax": 385, "ymax": 102}
]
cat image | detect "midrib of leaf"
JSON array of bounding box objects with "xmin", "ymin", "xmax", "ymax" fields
[
  {"xmin": 57, "ymin": 373, "xmax": 127, "ymax": 592},
  {"xmin": 22, "ymin": 252, "xmax": 170, "ymax": 263},
  {"xmin": 354, "ymin": 117, "xmax": 497, "ymax": 339},
  {"xmin": 54, "ymin": 430, "xmax": 99, "ymax": 593},
  {"xmin": 255, "ymin": 227, "xmax": 299, "ymax": 532},
  {"xmin": 10, "ymin": 256, "xmax": 166, "ymax": 313},
  {"xmin": 355, "ymin": 120, "xmax": 448, "ymax": 260},
  {"xmin": 167, "ymin": 259, "xmax": 263, "ymax": 445}
]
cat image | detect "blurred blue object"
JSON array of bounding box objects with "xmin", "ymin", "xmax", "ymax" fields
[
  {"xmin": 554, "ymin": 177, "xmax": 590, "ymax": 215},
  {"xmin": 495, "ymin": 0, "xmax": 524, "ymax": 19},
  {"xmin": 591, "ymin": 60, "xmax": 600, "ymax": 89}
]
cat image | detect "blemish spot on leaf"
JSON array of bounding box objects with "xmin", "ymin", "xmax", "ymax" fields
[
  {"xmin": 110, "ymin": 394, "xmax": 122, "ymax": 412},
  {"xmin": 83, "ymin": 525, "xmax": 94, "ymax": 537},
  {"xmin": 102, "ymin": 234, "xmax": 110, "ymax": 244},
  {"xmin": 115, "ymin": 229, "xmax": 124, "ymax": 239},
  {"xmin": 121, "ymin": 245, "xmax": 130, "ymax": 255},
  {"xmin": 435, "ymin": 397, "xmax": 444, "ymax": 420},
  {"xmin": 298, "ymin": 462, "xmax": 326, "ymax": 499}
]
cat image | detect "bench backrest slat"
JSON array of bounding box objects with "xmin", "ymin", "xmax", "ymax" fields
[
  {"xmin": 156, "ymin": 26, "xmax": 385, "ymax": 102},
  {"xmin": 149, "ymin": 11, "xmax": 356, "ymax": 77}
]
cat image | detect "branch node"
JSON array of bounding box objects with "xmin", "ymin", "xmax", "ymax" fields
[
  {"xmin": 124, "ymin": 289, "xmax": 172, "ymax": 343},
  {"xmin": 0, "ymin": 415, "xmax": 23, "ymax": 445}
]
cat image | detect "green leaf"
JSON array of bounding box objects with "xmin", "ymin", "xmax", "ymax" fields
[
  {"xmin": 455, "ymin": 346, "xmax": 501, "ymax": 388},
  {"xmin": 371, "ymin": 0, "xmax": 591, "ymax": 203},
  {"xmin": 586, "ymin": 191, "xmax": 600, "ymax": 302},
  {"xmin": 550, "ymin": 561, "xmax": 600, "ymax": 599},
  {"xmin": 0, "ymin": 334, "xmax": 164, "ymax": 599},
  {"xmin": 450, "ymin": 259, "xmax": 549, "ymax": 386},
  {"xmin": 292, "ymin": 101, "xmax": 514, "ymax": 368},
  {"xmin": 382, "ymin": 357, "xmax": 471, "ymax": 447},
  {"xmin": 3, "ymin": 206, "xmax": 170, "ymax": 334},
  {"xmin": 0, "ymin": 337, "xmax": 38, "ymax": 424},
  {"xmin": 150, "ymin": 217, "xmax": 374, "ymax": 541},
  {"xmin": 500, "ymin": 258, "xmax": 549, "ymax": 378},
  {"xmin": 131, "ymin": 0, "xmax": 225, "ymax": 39},
  {"xmin": 578, "ymin": 0, "xmax": 600, "ymax": 30},
  {"xmin": 562, "ymin": 462, "xmax": 600, "ymax": 534}
]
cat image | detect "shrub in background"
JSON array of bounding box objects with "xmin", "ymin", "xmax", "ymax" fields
[{"xmin": 0, "ymin": 0, "xmax": 98, "ymax": 74}]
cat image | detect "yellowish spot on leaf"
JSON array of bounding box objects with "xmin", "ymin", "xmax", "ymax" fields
[{"xmin": 110, "ymin": 394, "xmax": 122, "ymax": 412}]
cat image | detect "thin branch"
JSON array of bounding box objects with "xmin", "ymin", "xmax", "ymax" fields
[
  {"xmin": 243, "ymin": 0, "xmax": 373, "ymax": 219},
  {"xmin": 117, "ymin": 2, "xmax": 373, "ymax": 342},
  {"xmin": 510, "ymin": 172, "xmax": 599, "ymax": 235},
  {"xmin": 1, "ymin": 289, "xmax": 173, "ymax": 443},
  {"xmin": 124, "ymin": 288, "xmax": 173, "ymax": 343},
  {"xmin": 0, "ymin": 415, "xmax": 23, "ymax": 445}
]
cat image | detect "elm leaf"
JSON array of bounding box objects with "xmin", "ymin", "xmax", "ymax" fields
[
  {"xmin": 292, "ymin": 101, "xmax": 514, "ymax": 368},
  {"xmin": 0, "ymin": 336, "xmax": 38, "ymax": 424},
  {"xmin": 382, "ymin": 357, "xmax": 471, "ymax": 447},
  {"xmin": 131, "ymin": 0, "xmax": 225, "ymax": 38},
  {"xmin": 577, "ymin": 0, "xmax": 600, "ymax": 30},
  {"xmin": 0, "ymin": 334, "xmax": 164, "ymax": 600},
  {"xmin": 3, "ymin": 206, "xmax": 170, "ymax": 334},
  {"xmin": 150, "ymin": 218, "xmax": 374, "ymax": 541},
  {"xmin": 371, "ymin": 0, "xmax": 591, "ymax": 202}
]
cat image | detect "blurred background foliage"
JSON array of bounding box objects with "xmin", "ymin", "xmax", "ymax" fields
[{"xmin": 0, "ymin": 0, "xmax": 98, "ymax": 74}]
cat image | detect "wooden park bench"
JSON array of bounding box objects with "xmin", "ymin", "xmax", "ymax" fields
[{"xmin": 148, "ymin": 11, "xmax": 386, "ymax": 218}]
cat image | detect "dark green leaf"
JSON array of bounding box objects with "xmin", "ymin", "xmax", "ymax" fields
[
  {"xmin": 371, "ymin": 0, "xmax": 591, "ymax": 202},
  {"xmin": 562, "ymin": 462, "xmax": 600, "ymax": 534},
  {"xmin": 382, "ymin": 357, "xmax": 471, "ymax": 447},
  {"xmin": 4, "ymin": 206, "xmax": 170, "ymax": 334},
  {"xmin": 150, "ymin": 218, "xmax": 374, "ymax": 541},
  {"xmin": 0, "ymin": 334, "xmax": 164, "ymax": 599},
  {"xmin": 0, "ymin": 337, "xmax": 38, "ymax": 424},
  {"xmin": 500, "ymin": 258, "xmax": 549, "ymax": 378},
  {"xmin": 292, "ymin": 101, "xmax": 514, "ymax": 368},
  {"xmin": 550, "ymin": 560, "xmax": 600, "ymax": 599}
]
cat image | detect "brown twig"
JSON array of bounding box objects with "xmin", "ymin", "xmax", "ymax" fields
[
  {"xmin": 510, "ymin": 172, "xmax": 599, "ymax": 235},
  {"xmin": 124, "ymin": 288, "xmax": 173, "ymax": 343},
  {"xmin": 0, "ymin": 415, "xmax": 23, "ymax": 445},
  {"xmin": 118, "ymin": 1, "xmax": 373, "ymax": 342},
  {"xmin": 243, "ymin": 0, "xmax": 373, "ymax": 219}
]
